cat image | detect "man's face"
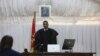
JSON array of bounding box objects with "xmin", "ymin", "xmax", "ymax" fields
[{"xmin": 43, "ymin": 21, "xmax": 48, "ymax": 29}]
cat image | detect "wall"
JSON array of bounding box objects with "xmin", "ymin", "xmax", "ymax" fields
[{"xmin": 0, "ymin": 16, "xmax": 100, "ymax": 56}]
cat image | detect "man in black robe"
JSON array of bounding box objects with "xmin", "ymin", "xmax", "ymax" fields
[{"xmin": 34, "ymin": 21, "xmax": 58, "ymax": 52}]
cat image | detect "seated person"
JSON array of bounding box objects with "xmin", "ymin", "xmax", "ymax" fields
[{"xmin": 0, "ymin": 35, "xmax": 22, "ymax": 56}]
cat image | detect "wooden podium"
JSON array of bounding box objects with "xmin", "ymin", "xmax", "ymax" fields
[{"xmin": 24, "ymin": 52, "xmax": 96, "ymax": 56}]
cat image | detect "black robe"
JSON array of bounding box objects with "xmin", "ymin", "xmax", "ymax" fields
[{"xmin": 34, "ymin": 28, "xmax": 58, "ymax": 52}]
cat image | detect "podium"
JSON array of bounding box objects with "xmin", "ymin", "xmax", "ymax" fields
[{"xmin": 24, "ymin": 52, "xmax": 96, "ymax": 56}]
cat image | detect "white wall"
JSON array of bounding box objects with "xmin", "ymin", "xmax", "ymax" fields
[
  {"xmin": 0, "ymin": 0, "xmax": 100, "ymax": 17},
  {"xmin": 0, "ymin": 17, "xmax": 100, "ymax": 56}
]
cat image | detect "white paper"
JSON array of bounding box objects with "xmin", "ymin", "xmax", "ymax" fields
[{"xmin": 47, "ymin": 44, "xmax": 60, "ymax": 52}]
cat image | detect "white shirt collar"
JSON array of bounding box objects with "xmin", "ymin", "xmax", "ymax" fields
[{"xmin": 44, "ymin": 28, "xmax": 48, "ymax": 31}]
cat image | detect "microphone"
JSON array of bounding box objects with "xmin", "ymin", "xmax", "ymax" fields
[
  {"xmin": 38, "ymin": 44, "xmax": 43, "ymax": 50},
  {"xmin": 34, "ymin": 43, "xmax": 43, "ymax": 52}
]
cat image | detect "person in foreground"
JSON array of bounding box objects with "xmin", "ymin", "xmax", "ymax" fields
[
  {"xmin": 0, "ymin": 35, "xmax": 22, "ymax": 56},
  {"xmin": 34, "ymin": 20, "xmax": 58, "ymax": 52}
]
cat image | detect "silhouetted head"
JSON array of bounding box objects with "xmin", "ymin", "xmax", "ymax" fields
[
  {"xmin": 0, "ymin": 35, "xmax": 13, "ymax": 49},
  {"xmin": 43, "ymin": 20, "xmax": 49, "ymax": 29},
  {"xmin": 24, "ymin": 48, "xmax": 28, "ymax": 52}
]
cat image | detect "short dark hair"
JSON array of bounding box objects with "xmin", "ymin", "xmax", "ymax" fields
[
  {"xmin": 43, "ymin": 20, "xmax": 48, "ymax": 24},
  {"xmin": 0, "ymin": 35, "xmax": 13, "ymax": 48}
]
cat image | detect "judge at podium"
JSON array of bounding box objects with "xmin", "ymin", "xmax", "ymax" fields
[{"xmin": 34, "ymin": 20, "xmax": 58, "ymax": 52}]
